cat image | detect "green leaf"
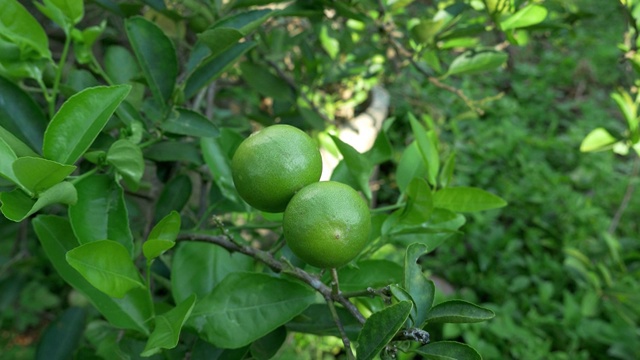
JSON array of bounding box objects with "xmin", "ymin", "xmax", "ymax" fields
[
  {"xmin": 68, "ymin": 174, "xmax": 134, "ymax": 255},
  {"xmin": 445, "ymin": 49, "xmax": 508, "ymax": 77},
  {"xmin": 12, "ymin": 157, "xmax": 76, "ymax": 194},
  {"xmin": 141, "ymin": 294, "xmax": 196, "ymax": 357},
  {"xmin": 143, "ymin": 211, "xmax": 180, "ymax": 259},
  {"xmin": 171, "ymin": 242, "xmax": 253, "ymax": 303},
  {"xmin": 0, "ymin": 0, "xmax": 51, "ymax": 59},
  {"xmin": 154, "ymin": 174, "xmax": 193, "ymax": 223},
  {"xmin": 285, "ymin": 304, "xmax": 362, "ymax": 339},
  {"xmin": 425, "ymin": 300, "xmax": 495, "ymax": 324},
  {"xmin": 35, "ymin": 307, "xmax": 87, "ymax": 360},
  {"xmin": 404, "ymin": 243, "xmax": 435, "ymax": 327},
  {"xmin": 184, "ymin": 41, "xmax": 256, "ymax": 99},
  {"xmin": 198, "ymin": 28, "xmax": 243, "ymax": 58},
  {"xmin": 408, "ymin": 114, "xmax": 439, "ymax": 186},
  {"xmin": 438, "ymin": 152, "xmax": 456, "ymax": 188},
  {"xmin": 580, "ymin": 128, "xmax": 618, "ymax": 152},
  {"xmin": 401, "ymin": 178, "xmax": 434, "ymax": 225},
  {"xmin": 125, "ymin": 17, "xmax": 177, "ymax": 104},
  {"xmin": 66, "ymin": 240, "xmax": 144, "ymax": 298},
  {"xmin": 50, "ymin": 0, "xmax": 84, "ymax": 25},
  {"xmin": 433, "ymin": 187, "xmax": 507, "ymax": 212},
  {"xmin": 104, "ymin": 46, "xmax": 140, "ymax": 85},
  {"xmin": 0, "ymin": 125, "xmax": 39, "ymax": 158},
  {"xmin": 214, "ymin": 9, "xmax": 273, "ymax": 35},
  {"xmin": 414, "ymin": 341, "xmax": 481, "ymax": 360},
  {"xmin": 337, "ymin": 260, "xmax": 403, "ymax": 292},
  {"xmin": 106, "ymin": 139, "xmax": 144, "ymax": 189},
  {"xmin": 161, "ymin": 108, "xmax": 220, "ymax": 137},
  {"xmin": 611, "ymin": 90, "xmax": 640, "ymax": 142},
  {"xmin": 330, "ymin": 135, "xmax": 373, "ymax": 201},
  {"xmin": 0, "ymin": 76, "xmax": 47, "ymax": 152},
  {"xmin": 250, "ymin": 326, "xmax": 287, "ymax": 360},
  {"xmin": 189, "ymin": 272, "xmax": 315, "ymax": 349},
  {"xmin": 0, "ymin": 182, "xmax": 77, "ymax": 222},
  {"xmin": 144, "ymin": 141, "xmax": 203, "ymax": 165},
  {"xmin": 500, "ymin": 4, "xmax": 548, "ymax": 30},
  {"xmin": 396, "ymin": 142, "xmax": 427, "ymax": 193},
  {"xmin": 33, "ymin": 216, "xmax": 151, "ymax": 334},
  {"xmin": 43, "ymin": 85, "xmax": 131, "ymax": 165},
  {"xmin": 201, "ymin": 137, "xmax": 241, "ymax": 203},
  {"xmin": 0, "ymin": 137, "xmax": 18, "ymax": 183},
  {"xmin": 239, "ymin": 62, "xmax": 293, "ymax": 101},
  {"xmin": 356, "ymin": 301, "xmax": 413, "ymax": 360}
]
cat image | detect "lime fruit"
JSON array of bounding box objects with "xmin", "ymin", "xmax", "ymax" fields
[
  {"xmin": 231, "ymin": 124, "xmax": 322, "ymax": 213},
  {"xmin": 283, "ymin": 181, "xmax": 370, "ymax": 268}
]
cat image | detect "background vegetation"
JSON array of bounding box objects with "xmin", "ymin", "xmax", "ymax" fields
[{"xmin": 1, "ymin": 0, "xmax": 639, "ymax": 359}]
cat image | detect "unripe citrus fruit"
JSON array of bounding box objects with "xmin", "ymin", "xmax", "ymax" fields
[
  {"xmin": 283, "ymin": 181, "xmax": 370, "ymax": 268},
  {"xmin": 231, "ymin": 125, "xmax": 322, "ymax": 213}
]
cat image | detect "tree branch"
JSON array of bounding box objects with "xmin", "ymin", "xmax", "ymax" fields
[{"xmin": 177, "ymin": 233, "xmax": 367, "ymax": 324}]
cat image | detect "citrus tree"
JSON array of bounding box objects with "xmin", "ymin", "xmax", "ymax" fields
[{"xmin": 0, "ymin": 0, "xmax": 566, "ymax": 358}]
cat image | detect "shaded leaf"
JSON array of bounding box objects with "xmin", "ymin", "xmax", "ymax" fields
[
  {"xmin": 201, "ymin": 136, "xmax": 241, "ymax": 203},
  {"xmin": 171, "ymin": 242, "xmax": 253, "ymax": 303},
  {"xmin": 286, "ymin": 304, "xmax": 362, "ymax": 339},
  {"xmin": 162, "ymin": 108, "xmax": 219, "ymax": 138},
  {"xmin": 189, "ymin": 272, "xmax": 315, "ymax": 349},
  {"xmin": 240, "ymin": 62, "xmax": 292, "ymax": 101},
  {"xmin": 66, "ymin": 240, "xmax": 144, "ymax": 298},
  {"xmin": 414, "ymin": 341, "xmax": 481, "ymax": 360},
  {"xmin": 0, "ymin": 76, "xmax": 47, "ymax": 152},
  {"xmin": 144, "ymin": 141, "xmax": 203, "ymax": 164},
  {"xmin": 125, "ymin": 17, "xmax": 177, "ymax": 104},
  {"xmin": 106, "ymin": 139, "xmax": 144, "ymax": 189},
  {"xmin": 35, "ymin": 307, "xmax": 86, "ymax": 360},
  {"xmin": 68, "ymin": 174, "xmax": 133, "ymax": 254},
  {"xmin": 356, "ymin": 301, "xmax": 413, "ymax": 360},
  {"xmin": 154, "ymin": 174, "xmax": 192, "ymax": 223},
  {"xmin": 141, "ymin": 295, "xmax": 196, "ymax": 357},
  {"xmin": 33, "ymin": 215, "xmax": 151, "ymax": 334},
  {"xmin": 396, "ymin": 142, "xmax": 427, "ymax": 193},
  {"xmin": 43, "ymin": 85, "xmax": 131, "ymax": 164},
  {"xmin": 425, "ymin": 300, "xmax": 495, "ymax": 324}
]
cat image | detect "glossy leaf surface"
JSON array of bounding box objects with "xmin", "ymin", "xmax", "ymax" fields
[
  {"xmin": 141, "ymin": 295, "xmax": 196, "ymax": 357},
  {"xmin": 356, "ymin": 301, "xmax": 413, "ymax": 360},
  {"xmin": 433, "ymin": 187, "xmax": 507, "ymax": 212},
  {"xmin": 425, "ymin": 300, "xmax": 495, "ymax": 324}
]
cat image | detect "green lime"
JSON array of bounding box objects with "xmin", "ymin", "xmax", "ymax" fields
[
  {"xmin": 231, "ymin": 125, "xmax": 322, "ymax": 213},
  {"xmin": 283, "ymin": 181, "xmax": 370, "ymax": 268}
]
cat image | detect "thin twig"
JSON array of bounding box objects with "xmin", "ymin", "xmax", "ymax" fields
[
  {"xmin": 325, "ymin": 295, "xmax": 356, "ymax": 360},
  {"xmin": 177, "ymin": 233, "xmax": 367, "ymax": 324},
  {"xmin": 609, "ymin": 157, "xmax": 640, "ymax": 234},
  {"xmin": 341, "ymin": 286, "xmax": 392, "ymax": 304}
]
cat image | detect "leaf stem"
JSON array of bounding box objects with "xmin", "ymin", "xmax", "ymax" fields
[{"xmin": 50, "ymin": 29, "xmax": 73, "ymax": 117}]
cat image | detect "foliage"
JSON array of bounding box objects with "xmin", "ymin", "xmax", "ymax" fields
[{"xmin": 0, "ymin": 0, "xmax": 638, "ymax": 359}]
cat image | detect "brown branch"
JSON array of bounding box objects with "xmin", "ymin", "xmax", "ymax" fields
[{"xmin": 177, "ymin": 233, "xmax": 366, "ymax": 324}]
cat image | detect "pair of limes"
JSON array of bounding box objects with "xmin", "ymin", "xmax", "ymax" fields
[{"xmin": 231, "ymin": 125, "xmax": 370, "ymax": 269}]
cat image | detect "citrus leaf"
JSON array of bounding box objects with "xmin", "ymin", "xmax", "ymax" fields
[
  {"xmin": 213, "ymin": 9, "xmax": 273, "ymax": 35},
  {"xmin": 408, "ymin": 113, "xmax": 439, "ymax": 186},
  {"xmin": 171, "ymin": 242, "xmax": 253, "ymax": 303},
  {"xmin": 189, "ymin": 272, "xmax": 315, "ymax": 349},
  {"xmin": 197, "ymin": 28, "xmax": 243, "ymax": 58},
  {"xmin": 0, "ymin": 0, "xmax": 51, "ymax": 59},
  {"xmin": 500, "ymin": 4, "xmax": 548, "ymax": 30},
  {"xmin": 43, "ymin": 85, "xmax": 131, "ymax": 165},
  {"xmin": 141, "ymin": 294, "xmax": 196, "ymax": 357},
  {"xmin": 68, "ymin": 174, "xmax": 134, "ymax": 255},
  {"xmin": 153, "ymin": 174, "xmax": 192, "ymax": 223},
  {"xmin": 33, "ymin": 215, "xmax": 151, "ymax": 334},
  {"xmin": 0, "ymin": 182, "xmax": 77, "ymax": 222},
  {"xmin": 142, "ymin": 240, "xmax": 175, "ymax": 260},
  {"xmin": 161, "ymin": 108, "xmax": 219, "ymax": 138},
  {"xmin": 0, "ymin": 137, "xmax": 18, "ymax": 183},
  {"xmin": 330, "ymin": 135, "xmax": 373, "ymax": 201},
  {"xmin": 106, "ymin": 139, "xmax": 144, "ymax": 189},
  {"xmin": 580, "ymin": 127, "xmax": 618, "ymax": 152},
  {"xmin": 12, "ymin": 157, "xmax": 76, "ymax": 194},
  {"xmin": 125, "ymin": 16, "xmax": 177, "ymax": 104},
  {"xmin": 285, "ymin": 304, "xmax": 362, "ymax": 339},
  {"xmin": 356, "ymin": 301, "xmax": 413, "ymax": 360},
  {"xmin": 148, "ymin": 210, "xmax": 181, "ymax": 242},
  {"xmin": 414, "ymin": 341, "xmax": 481, "ymax": 360},
  {"xmin": 35, "ymin": 307, "xmax": 86, "ymax": 360},
  {"xmin": 425, "ymin": 300, "xmax": 495, "ymax": 324},
  {"xmin": 184, "ymin": 41, "xmax": 256, "ymax": 99},
  {"xmin": 0, "ymin": 125, "xmax": 39, "ymax": 158},
  {"xmin": 433, "ymin": 187, "xmax": 507, "ymax": 212},
  {"xmin": 66, "ymin": 240, "xmax": 144, "ymax": 298},
  {"xmin": 396, "ymin": 142, "xmax": 428, "ymax": 193},
  {"xmin": 445, "ymin": 49, "xmax": 507, "ymax": 77},
  {"xmin": 405, "ymin": 243, "xmax": 435, "ymax": 327},
  {"xmin": 337, "ymin": 259, "xmax": 403, "ymax": 292},
  {"xmin": 240, "ymin": 61, "xmax": 293, "ymax": 101},
  {"xmin": 0, "ymin": 76, "xmax": 47, "ymax": 152}
]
